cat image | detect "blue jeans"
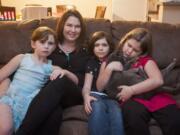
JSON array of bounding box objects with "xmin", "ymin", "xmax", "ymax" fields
[{"xmin": 88, "ymin": 93, "xmax": 124, "ymax": 135}]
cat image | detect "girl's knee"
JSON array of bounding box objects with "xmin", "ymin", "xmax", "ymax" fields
[
  {"xmin": 91, "ymin": 100, "xmax": 106, "ymax": 114},
  {"xmin": 91, "ymin": 100, "xmax": 103, "ymax": 108}
]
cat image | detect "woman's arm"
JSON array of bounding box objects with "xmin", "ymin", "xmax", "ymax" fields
[
  {"xmin": 118, "ymin": 60, "xmax": 164, "ymax": 102},
  {"xmin": 96, "ymin": 61, "xmax": 123, "ymax": 91},
  {"xmin": 51, "ymin": 66, "xmax": 79, "ymax": 85},
  {"xmin": 63, "ymin": 69, "xmax": 79, "ymax": 85},
  {"xmin": 0, "ymin": 54, "xmax": 23, "ymax": 82}
]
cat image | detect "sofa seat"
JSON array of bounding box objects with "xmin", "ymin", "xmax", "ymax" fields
[
  {"xmin": 59, "ymin": 105, "xmax": 163, "ymax": 135},
  {"xmin": 59, "ymin": 105, "xmax": 88, "ymax": 135}
]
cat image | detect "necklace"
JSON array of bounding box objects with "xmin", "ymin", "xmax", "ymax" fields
[{"xmin": 59, "ymin": 44, "xmax": 75, "ymax": 54}]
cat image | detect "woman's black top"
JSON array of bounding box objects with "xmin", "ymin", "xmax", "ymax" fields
[{"xmin": 49, "ymin": 47, "xmax": 90, "ymax": 88}]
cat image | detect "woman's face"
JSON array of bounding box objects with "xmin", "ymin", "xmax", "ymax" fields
[
  {"xmin": 122, "ymin": 38, "xmax": 142, "ymax": 58},
  {"xmin": 63, "ymin": 16, "xmax": 81, "ymax": 43},
  {"xmin": 93, "ymin": 38, "xmax": 110, "ymax": 61}
]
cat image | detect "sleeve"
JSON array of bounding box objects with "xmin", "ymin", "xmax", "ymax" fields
[
  {"xmin": 85, "ymin": 59, "xmax": 97, "ymax": 75},
  {"xmin": 133, "ymin": 56, "xmax": 154, "ymax": 69},
  {"xmin": 140, "ymin": 56, "xmax": 154, "ymax": 68}
]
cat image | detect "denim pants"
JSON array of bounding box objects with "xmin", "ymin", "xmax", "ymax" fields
[{"xmin": 88, "ymin": 93, "xmax": 124, "ymax": 135}]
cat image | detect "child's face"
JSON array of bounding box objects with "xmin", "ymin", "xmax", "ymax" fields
[
  {"xmin": 31, "ymin": 34, "xmax": 56, "ymax": 57},
  {"xmin": 122, "ymin": 38, "xmax": 142, "ymax": 58},
  {"xmin": 93, "ymin": 38, "xmax": 110, "ymax": 60},
  {"xmin": 63, "ymin": 16, "xmax": 81, "ymax": 43}
]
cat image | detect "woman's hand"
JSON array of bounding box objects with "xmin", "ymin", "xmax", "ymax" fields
[
  {"xmin": 116, "ymin": 85, "xmax": 134, "ymax": 102},
  {"xmin": 83, "ymin": 94, "xmax": 97, "ymax": 115},
  {"xmin": 50, "ymin": 68, "xmax": 67, "ymax": 81}
]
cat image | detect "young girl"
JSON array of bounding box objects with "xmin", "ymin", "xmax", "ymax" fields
[
  {"xmin": 97, "ymin": 28, "xmax": 180, "ymax": 135},
  {"xmin": 82, "ymin": 31, "xmax": 124, "ymax": 135},
  {"xmin": 0, "ymin": 26, "xmax": 68, "ymax": 135}
]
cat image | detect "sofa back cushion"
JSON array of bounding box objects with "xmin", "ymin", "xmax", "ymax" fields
[
  {"xmin": 0, "ymin": 20, "xmax": 40, "ymax": 65},
  {"xmin": 84, "ymin": 18, "xmax": 111, "ymax": 42},
  {"xmin": 40, "ymin": 17, "xmax": 112, "ymax": 43},
  {"xmin": 40, "ymin": 17, "xmax": 59, "ymax": 31},
  {"xmin": 111, "ymin": 21, "xmax": 180, "ymax": 69}
]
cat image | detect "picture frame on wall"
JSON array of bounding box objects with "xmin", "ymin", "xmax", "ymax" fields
[{"xmin": 0, "ymin": 6, "xmax": 16, "ymax": 21}]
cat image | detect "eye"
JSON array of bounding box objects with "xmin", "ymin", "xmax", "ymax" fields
[
  {"xmin": 102, "ymin": 43, "xmax": 109, "ymax": 47},
  {"xmin": 48, "ymin": 41, "xmax": 55, "ymax": 45},
  {"xmin": 75, "ymin": 25, "xmax": 81, "ymax": 29},
  {"xmin": 40, "ymin": 40, "xmax": 45, "ymax": 44},
  {"xmin": 94, "ymin": 43, "xmax": 99, "ymax": 47}
]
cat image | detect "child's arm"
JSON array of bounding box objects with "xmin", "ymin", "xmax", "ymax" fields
[
  {"xmin": 117, "ymin": 60, "xmax": 164, "ymax": 102},
  {"xmin": 0, "ymin": 54, "xmax": 24, "ymax": 82},
  {"xmin": 82, "ymin": 73, "xmax": 97, "ymax": 114},
  {"xmin": 50, "ymin": 66, "xmax": 79, "ymax": 85},
  {"xmin": 0, "ymin": 78, "xmax": 11, "ymax": 96},
  {"xmin": 96, "ymin": 61, "xmax": 123, "ymax": 91}
]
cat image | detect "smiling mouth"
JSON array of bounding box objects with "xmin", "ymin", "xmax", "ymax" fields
[
  {"xmin": 69, "ymin": 35, "xmax": 77, "ymax": 38},
  {"xmin": 43, "ymin": 51, "xmax": 49, "ymax": 53}
]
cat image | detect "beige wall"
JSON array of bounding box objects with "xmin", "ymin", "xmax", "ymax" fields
[
  {"xmin": 112, "ymin": 0, "xmax": 147, "ymax": 21},
  {"xmin": 158, "ymin": 5, "xmax": 180, "ymax": 24},
  {"xmin": 2, "ymin": 0, "xmax": 149, "ymax": 21},
  {"xmin": 1, "ymin": 0, "xmax": 112, "ymax": 19}
]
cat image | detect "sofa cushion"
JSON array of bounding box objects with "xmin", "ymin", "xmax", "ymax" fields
[
  {"xmin": 111, "ymin": 21, "xmax": 180, "ymax": 69},
  {"xmin": 40, "ymin": 17, "xmax": 112, "ymax": 44},
  {"xmin": 0, "ymin": 19, "xmax": 40, "ymax": 65},
  {"xmin": 84, "ymin": 18, "xmax": 111, "ymax": 42},
  {"xmin": 59, "ymin": 120, "xmax": 88, "ymax": 135},
  {"xmin": 62, "ymin": 105, "xmax": 88, "ymax": 121},
  {"xmin": 61, "ymin": 105, "xmax": 163, "ymax": 135},
  {"xmin": 40, "ymin": 17, "xmax": 60, "ymax": 31}
]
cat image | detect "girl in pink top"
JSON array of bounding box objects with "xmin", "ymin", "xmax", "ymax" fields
[{"xmin": 96, "ymin": 28, "xmax": 180, "ymax": 135}]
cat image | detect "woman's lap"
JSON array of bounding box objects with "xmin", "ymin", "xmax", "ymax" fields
[{"xmin": 15, "ymin": 76, "xmax": 83, "ymax": 135}]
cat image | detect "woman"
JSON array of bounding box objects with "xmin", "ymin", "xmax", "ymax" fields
[{"xmin": 15, "ymin": 9, "xmax": 90, "ymax": 135}]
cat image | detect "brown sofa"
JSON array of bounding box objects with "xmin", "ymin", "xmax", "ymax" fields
[{"xmin": 1, "ymin": 17, "xmax": 180, "ymax": 135}]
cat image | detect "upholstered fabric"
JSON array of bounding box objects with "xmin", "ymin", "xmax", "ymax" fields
[{"xmin": 1, "ymin": 17, "xmax": 180, "ymax": 135}]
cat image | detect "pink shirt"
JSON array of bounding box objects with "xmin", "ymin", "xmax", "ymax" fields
[{"xmin": 131, "ymin": 56, "xmax": 176, "ymax": 112}]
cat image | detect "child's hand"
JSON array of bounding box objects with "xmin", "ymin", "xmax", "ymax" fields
[
  {"xmin": 50, "ymin": 69, "xmax": 66, "ymax": 81},
  {"xmin": 84, "ymin": 94, "xmax": 97, "ymax": 115},
  {"xmin": 116, "ymin": 85, "xmax": 134, "ymax": 102},
  {"xmin": 106, "ymin": 61, "xmax": 123, "ymax": 72}
]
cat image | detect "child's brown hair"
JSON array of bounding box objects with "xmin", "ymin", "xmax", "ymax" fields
[{"xmin": 117, "ymin": 28, "xmax": 152, "ymax": 56}]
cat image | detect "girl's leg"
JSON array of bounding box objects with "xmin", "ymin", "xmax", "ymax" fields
[
  {"xmin": 88, "ymin": 94, "xmax": 109, "ymax": 135},
  {"xmin": 152, "ymin": 104, "xmax": 180, "ymax": 135},
  {"xmin": 106, "ymin": 99, "xmax": 125, "ymax": 135},
  {"xmin": 0, "ymin": 104, "xmax": 13, "ymax": 135},
  {"xmin": 0, "ymin": 78, "xmax": 10, "ymax": 96},
  {"xmin": 121, "ymin": 99, "xmax": 151, "ymax": 135},
  {"xmin": 15, "ymin": 76, "xmax": 82, "ymax": 135}
]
